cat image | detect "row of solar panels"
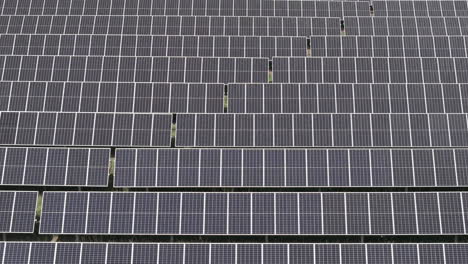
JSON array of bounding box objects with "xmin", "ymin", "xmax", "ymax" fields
[
  {"xmin": 2, "ymin": 147, "xmax": 468, "ymax": 187},
  {"xmin": 2, "ymin": 112, "xmax": 468, "ymax": 147},
  {"xmin": 0, "ymin": 35, "xmax": 307, "ymax": 58},
  {"xmin": 2, "ymin": 56, "xmax": 468, "ymax": 84},
  {"xmin": 1, "ymin": 0, "xmax": 373, "ymax": 17},
  {"xmin": 2, "ymin": 242, "xmax": 468, "ymax": 264},
  {"xmin": 114, "ymin": 148, "xmax": 468, "ymax": 188},
  {"xmin": 345, "ymin": 16, "xmax": 468, "ymax": 36},
  {"xmin": 2, "ymin": 16, "xmax": 468, "ymax": 36},
  {"xmin": 2, "ymin": 82, "xmax": 467, "ymax": 114},
  {"xmin": 310, "ymin": 36, "xmax": 468, "ymax": 58},
  {"xmin": 273, "ymin": 57, "xmax": 468, "ymax": 84},
  {"xmin": 34, "ymin": 191, "xmax": 468, "ymax": 235},
  {"xmin": 3, "ymin": 34, "xmax": 468, "ymax": 58},
  {"xmin": 4, "ymin": 191, "xmax": 468, "ymax": 235},
  {"xmin": 374, "ymin": 0, "xmax": 468, "ymax": 17},
  {"xmin": 0, "ymin": 16, "xmax": 340, "ymax": 36},
  {"xmin": 3, "ymin": 0, "xmax": 468, "ymax": 17}
]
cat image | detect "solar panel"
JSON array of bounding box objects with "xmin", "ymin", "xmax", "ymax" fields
[
  {"xmin": 0, "ymin": 147, "xmax": 109, "ymax": 186},
  {"xmin": 0, "ymin": 112, "xmax": 172, "ymax": 146},
  {"xmin": 40, "ymin": 191, "xmax": 468, "ymax": 235},
  {"xmin": 373, "ymin": 1, "xmax": 468, "ymax": 17},
  {"xmin": 0, "ymin": 35, "xmax": 307, "ymax": 58},
  {"xmin": 310, "ymin": 36, "xmax": 468, "ymax": 57},
  {"xmin": 0, "ymin": 16, "xmax": 341, "ymax": 36},
  {"xmin": 0, "ymin": 1, "xmax": 371, "ymax": 17},
  {"xmin": 114, "ymin": 148, "xmax": 468, "ymax": 188},
  {"xmin": 175, "ymin": 113, "xmax": 468, "ymax": 147},
  {"xmin": 344, "ymin": 16, "xmax": 468, "ymax": 36},
  {"xmin": 228, "ymin": 83, "xmax": 468, "ymax": 113},
  {"xmin": 1, "ymin": 242, "xmax": 467, "ymax": 264},
  {"xmin": 272, "ymin": 57, "xmax": 468, "ymax": 83},
  {"xmin": 0, "ymin": 191, "xmax": 37, "ymax": 233},
  {"xmin": 0, "ymin": 82, "xmax": 224, "ymax": 113},
  {"xmin": 0, "ymin": 56, "xmax": 269, "ymax": 83}
]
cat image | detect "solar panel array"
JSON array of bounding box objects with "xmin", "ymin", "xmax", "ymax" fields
[
  {"xmin": 1, "ymin": 1, "xmax": 371, "ymax": 17},
  {"xmin": 40, "ymin": 191, "xmax": 468, "ymax": 235},
  {"xmin": 1, "ymin": 82, "xmax": 225, "ymax": 113},
  {"xmin": 0, "ymin": 148, "xmax": 110, "ymax": 186},
  {"xmin": 0, "ymin": 16, "xmax": 341, "ymax": 36},
  {"xmin": 1, "ymin": 0, "xmax": 467, "ymax": 260},
  {"xmin": 344, "ymin": 16, "xmax": 468, "ymax": 36},
  {"xmin": 115, "ymin": 148, "xmax": 468, "ymax": 188},
  {"xmin": 373, "ymin": 1, "xmax": 468, "ymax": 17},
  {"xmin": 228, "ymin": 83, "xmax": 468, "ymax": 113},
  {"xmin": 272, "ymin": 57, "xmax": 468, "ymax": 83},
  {"xmin": 310, "ymin": 36, "xmax": 468, "ymax": 57},
  {"xmin": 0, "ymin": 35, "xmax": 307, "ymax": 58},
  {"xmin": 175, "ymin": 113, "xmax": 468, "ymax": 147},
  {"xmin": 1, "ymin": 243, "xmax": 468, "ymax": 264},
  {"xmin": 0, "ymin": 112, "xmax": 172, "ymax": 146},
  {"xmin": 0, "ymin": 56, "xmax": 269, "ymax": 83}
]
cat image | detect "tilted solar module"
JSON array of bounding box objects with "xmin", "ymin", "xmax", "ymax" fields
[
  {"xmin": 0, "ymin": 147, "xmax": 109, "ymax": 186},
  {"xmin": 0, "ymin": 82, "xmax": 225, "ymax": 113},
  {"xmin": 1, "ymin": 0, "xmax": 371, "ymax": 17},
  {"xmin": 1, "ymin": 242, "xmax": 468, "ymax": 264},
  {"xmin": 40, "ymin": 191, "xmax": 468, "ymax": 235},
  {"xmin": 0, "ymin": 191, "xmax": 37, "ymax": 233},
  {"xmin": 0, "ymin": 112, "xmax": 172, "ymax": 147},
  {"xmin": 0, "ymin": 56, "xmax": 269, "ymax": 83},
  {"xmin": 175, "ymin": 113, "xmax": 468, "ymax": 147},
  {"xmin": 372, "ymin": 1, "xmax": 468, "ymax": 17},
  {"xmin": 344, "ymin": 16, "xmax": 468, "ymax": 36},
  {"xmin": 272, "ymin": 57, "xmax": 468, "ymax": 83},
  {"xmin": 310, "ymin": 36, "xmax": 468, "ymax": 57},
  {"xmin": 0, "ymin": 16, "xmax": 341, "ymax": 36},
  {"xmin": 0, "ymin": 35, "xmax": 307, "ymax": 58},
  {"xmin": 228, "ymin": 83, "xmax": 468, "ymax": 113},
  {"xmin": 114, "ymin": 148, "xmax": 468, "ymax": 188}
]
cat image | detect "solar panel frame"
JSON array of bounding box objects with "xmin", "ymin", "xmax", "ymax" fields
[{"xmin": 39, "ymin": 191, "xmax": 468, "ymax": 235}]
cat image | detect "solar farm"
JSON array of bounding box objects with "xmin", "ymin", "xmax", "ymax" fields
[{"xmin": 1, "ymin": 0, "xmax": 468, "ymax": 263}]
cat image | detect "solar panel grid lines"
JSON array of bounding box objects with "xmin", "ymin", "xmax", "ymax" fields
[
  {"xmin": 0, "ymin": 34, "xmax": 308, "ymax": 58},
  {"xmin": 0, "ymin": 15, "xmax": 342, "ymax": 36},
  {"xmin": 0, "ymin": 147, "xmax": 110, "ymax": 186},
  {"xmin": 114, "ymin": 148, "xmax": 468, "ymax": 188},
  {"xmin": 0, "ymin": 56, "xmax": 269, "ymax": 83},
  {"xmin": 309, "ymin": 35, "xmax": 468, "ymax": 57},
  {"xmin": 0, "ymin": 82, "xmax": 225, "ymax": 113},
  {"xmin": 1, "ymin": 0, "xmax": 372, "ymax": 17},
  {"xmin": 0, "ymin": 112, "xmax": 172, "ymax": 147},
  {"xmin": 175, "ymin": 113, "xmax": 468, "ymax": 147},
  {"xmin": 1, "ymin": 242, "xmax": 468, "ymax": 264},
  {"xmin": 228, "ymin": 83, "xmax": 468, "ymax": 114},
  {"xmin": 344, "ymin": 16, "xmax": 468, "ymax": 36},
  {"xmin": 272, "ymin": 57, "xmax": 468, "ymax": 83},
  {"xmin": 0, "ymin": 191, "xmax": 37, "ymax": 233},
  {"xmin": 372, "ymin": 1, "xmax": 468, "ymax": 17},
  {"xmin": 39, "ymin": 191, "xmax": 468, "ymax": 235}
]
